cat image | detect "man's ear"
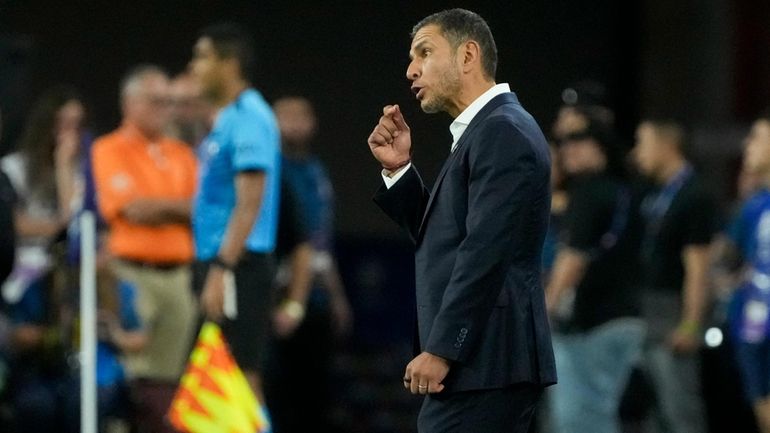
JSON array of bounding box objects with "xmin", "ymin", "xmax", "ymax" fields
[{"xmin": 461, "ymin": 40, "xmax": 481, "ymax": 73}]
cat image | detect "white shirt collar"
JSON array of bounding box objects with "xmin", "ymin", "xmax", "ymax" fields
[{"xmin": 449, "ymin": 83, "xmax": 511, "ymax": 152}]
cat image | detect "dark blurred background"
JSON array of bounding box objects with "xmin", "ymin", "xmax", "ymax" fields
[
  {"xmin": 2, "ymin": 0, "xmax": 767, "ymax": 237},
  {"xmin": 1, "ymin": 1, "xmax": 769, "ymax": 432}
]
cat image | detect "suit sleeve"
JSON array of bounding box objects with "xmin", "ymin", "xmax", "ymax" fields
[
  {"xmin": 373, "ymin": 165, "xmax": 431, "ymax": 245},
  {"xmin": 425, "ymin": 121, "xmax": 545, "ymax": 363}
]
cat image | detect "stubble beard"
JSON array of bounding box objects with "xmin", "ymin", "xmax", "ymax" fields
[{"xmin": 420, "ymin": 64, "xmax": 461, "ymax": 114}]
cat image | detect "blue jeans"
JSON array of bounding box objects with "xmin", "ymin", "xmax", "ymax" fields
[
  {"xmin": 643, "ymin": 344, "xmax": 706, "ymax": 433},
  {"xmin": 549, "ymin": 318, "xmax": 646, "ymax": 433},
  {"xmin": 641, "ymin": 290, "xmax": 706, "ymax": 433}
]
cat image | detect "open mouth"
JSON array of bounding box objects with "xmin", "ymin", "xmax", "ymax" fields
[{"xmin": 411, "ymin": 86, "xmax": 424, "ymax": 100}]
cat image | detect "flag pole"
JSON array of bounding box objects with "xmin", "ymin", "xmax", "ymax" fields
[{"xmin": 80, "ymin": 211, "xmax": 97, "ymax": 433}]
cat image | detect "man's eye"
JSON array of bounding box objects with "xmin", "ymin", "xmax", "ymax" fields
[{"xmin": 422, "ymin": 49, "xmax": 430, "ymax": 56}]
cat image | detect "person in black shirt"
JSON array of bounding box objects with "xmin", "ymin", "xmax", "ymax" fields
[
  {"xmin": 0, "ymin": 169, "xmax": 15, "ymax": 286},
  {"xmin": 546, "ymin": 125, "xmax": 645, "ymax": 433},
  {"xmin": 0, "ymin": 107, "xmax": 15, "ymax": 284},
  {"xmin": 0, "ymin": 107, "xmax": 13, "ymax": 428},
  {"xmin": 632, "ymin": 119, "xmax": 716, "ymax": 433}
]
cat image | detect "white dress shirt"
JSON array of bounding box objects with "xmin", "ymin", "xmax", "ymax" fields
[{"xmin": 382, "ymin": 83, "xmax": 511, "ymax": 189}]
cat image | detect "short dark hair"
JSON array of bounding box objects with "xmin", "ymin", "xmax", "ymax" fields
[
  {"xmin": 562, "ymin": 121, "xmax": 627, "ymax": 179},
  {"xmin": 759, "ymin": 108, "xmax": 770, "ymax": 124},
  {"xmin": 641, "ymin": 118, "xmax": 689, "ymax": 156},
  {"xmin": 199, "ymin": 23, "xmax": 256, "ymax": 79},
  {"xmin": 412, "ymin": 9, "xmax": 498, "ymax": 80}
]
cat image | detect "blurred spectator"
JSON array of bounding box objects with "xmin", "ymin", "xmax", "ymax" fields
[
  {"xmin": 632, "ymin": 119, "xmax": 718, "ymax": 433},
  {"xmin": 93, "ymin": 259, "xmax": 145, "ymax": 432},
  {"xmin": 546, "ymin": 82, "xmax": 617, "ymax": 281},
  {"xmin": 1, "ymin": 86, "xmax": 84, "ymax": 307},
  {"xmin": 737, "ymin": 164, "xmax": 766, "ymax": 203},
  {"xmin": 266, "ymin": 96, "xmax": 352, "ymax": 433},
  {"xmin": 272, "ymin": 179, "xmax": 313, "ymax": 338},
  {"xmin": 710, "ymin": 163, "xmax": 765, "ymax": 301},
  {"xmin": 546, "ymin": 80, "xmax": 616, "ymax": 274},
  {"xmin": 0, "ymin": 106, "xmax": 16, "ymax": 286},
  {"xmin": 542, "ymin": 140, "xmax": 568, "ymax": 281},
  {"xmin": 537, "ymin": 139, "xmax": 567, "ymax": 433},
  {"xmin": 722, "ymin": 110, "xmax": 770, "ymax": 433},
  {"xmin": 0, "ymin": 87, "xmax": 86, "ymax": 433},
  {"xmin": 189, "ymin": 23, "xmax": 281, "ymax": 403},
  {"xmin": 4, "ymin": 243, "xmax": 140, "ymax": 433},
  {"xmin": 545, "ymin": 124, "xmax": 645, "ymax": 433},
  {"xmin": 0, "ymin": 105, "xmax": 16, "ymax": 429},
  {"xmin": 552, "ymin": 81, "xmax": 615, "ymax": 142},
  {"xmin": 167, "ymin": 71, "xmax": 210, "ymax": 148},
  {"xmin": 4, "ymin": 248, "xmax": 78, "ymax": 433},
  {"xmin": 273, "ymin": 96, "xmax": 352, "ymax": 337},
  {"xmin": 265, "ymin": 175, "xmax": 314, "ymax": 432},
  {"xmin": 0, "ymin": 170, "xmax": 13, "ymax": 286},
  {"xmin": 91, "ymin": 65, "xmax": 198, "ymax": 433}
]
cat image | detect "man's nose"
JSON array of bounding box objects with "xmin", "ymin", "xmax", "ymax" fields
[{"xmin": 406, "ymin": 61, "xmax": 420, "ymax": 81}]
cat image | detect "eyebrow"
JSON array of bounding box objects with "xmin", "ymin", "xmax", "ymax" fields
[{"xmin": 409, "ymin": 40, "xmax": 429, "ymax": 60}]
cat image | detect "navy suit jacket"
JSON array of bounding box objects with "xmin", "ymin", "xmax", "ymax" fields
[{"xmin": 374, "ymin": 92, "xmax": 557, "ymax": 392}]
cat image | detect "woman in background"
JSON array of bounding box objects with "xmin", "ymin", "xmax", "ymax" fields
[{"xmin": 0, "ymin": 86, "xmax": 85, "ymax": 305}]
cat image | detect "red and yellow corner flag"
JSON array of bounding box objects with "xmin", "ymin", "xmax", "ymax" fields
[{"xmin": 168, "ymin": 322, "xmax": 270, "ymax": 433}]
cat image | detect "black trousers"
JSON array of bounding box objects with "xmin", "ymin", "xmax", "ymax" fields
[
  {"xmin": 264, "ymin": 298, "xmax": 334, "ymax": 433},
  {"xmin": 417, "ymin": 383, "xmax": 542, "ymax": 433},
  {"xmin": 192, "ymin": 252, "xmax": 276, "ymax": 373}
]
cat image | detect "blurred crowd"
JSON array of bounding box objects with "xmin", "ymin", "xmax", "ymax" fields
[
  {"xmin": 0, "ymin": 23, "xmax": 768, "ymax": 433},
  {"xmin": 0, "ymin": 23, "xmax": 352, "ymax": 433},
  {"xmin": 541, "ymin": 82, "xmax": 770, "ymax": 433}
]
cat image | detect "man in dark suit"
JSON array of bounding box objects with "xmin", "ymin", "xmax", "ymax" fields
[{"xmin": 367, "ymin": 8, "xmax": 556, "ymax": 433}]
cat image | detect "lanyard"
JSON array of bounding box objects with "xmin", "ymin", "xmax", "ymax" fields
[
  {"xmin": 641, "ymin": 164, "xmax": 693, "ymax": 260},
  {"xmin": 587, "ymin": 185, "xmax": 631, "ymax": 261}
]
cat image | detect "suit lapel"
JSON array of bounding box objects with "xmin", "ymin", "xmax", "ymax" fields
[
  {"xmin": 416, "ymin": 143, "xmax": 460, "ymax": 238},
  {"xmin": 417, "ymin": 93, "xmax": 518, "ymax": 240}
]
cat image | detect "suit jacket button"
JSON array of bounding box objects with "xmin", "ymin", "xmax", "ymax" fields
[{"xmin": 454, "ymin": 342, "xmax": 462, "ymax": 349}]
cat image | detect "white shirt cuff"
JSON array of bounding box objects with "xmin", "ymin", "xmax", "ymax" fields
[{"xmin": 381, "ymin": 163, "xmax": 412, "ymax": 189}]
